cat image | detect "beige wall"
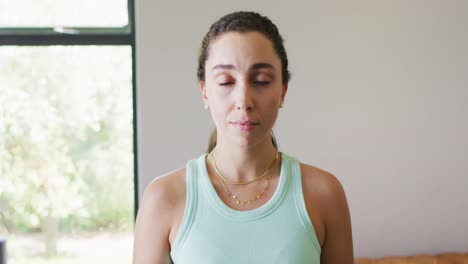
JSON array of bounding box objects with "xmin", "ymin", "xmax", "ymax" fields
[{"xmin": 135, "ymin": 0, "xmax": 468, "ymax": 258}]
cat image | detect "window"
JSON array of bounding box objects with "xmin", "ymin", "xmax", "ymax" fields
[{"xmin": 0, "ymin": 1, "xmax": 137, "ymax": 263}]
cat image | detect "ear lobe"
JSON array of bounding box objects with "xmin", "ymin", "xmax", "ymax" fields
[
  {"xmin": 199, "ymin": 81, "xmax": 208, "ymax": 104},
  {"xmin": 281, "ymin": 83, "xmax": 288, "ymax": 101}
]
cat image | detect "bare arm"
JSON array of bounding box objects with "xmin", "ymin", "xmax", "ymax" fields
[
  {"xmin": 133, "ymin": 176, "xmax": 175, "ymax": 264},
  {"xmin": 319, "ymin": 173, "xmax": 354, "ymax": 264}
]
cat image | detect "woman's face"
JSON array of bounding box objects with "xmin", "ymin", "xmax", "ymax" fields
[{"xmin": 201, "ymin": 31, "xmax": 288, "ymax": 148}]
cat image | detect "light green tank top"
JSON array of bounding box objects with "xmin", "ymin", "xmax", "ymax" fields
[{"xmin": 170, "ymin": 153, "xmax": 321, "ymax": 263}]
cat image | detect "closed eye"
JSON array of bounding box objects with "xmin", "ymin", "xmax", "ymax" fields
[
  {"xmin": 253, "ymin": 80, "xmax": 270, "ymax": 86},
  {"xmin": 219, "ymin": 82, "xmax": 234, "ymax": 86}
]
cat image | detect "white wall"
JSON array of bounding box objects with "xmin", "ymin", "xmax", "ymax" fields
[{"xmin": 135, "ymin": 0, "xmax": 468, "ymax": 258}]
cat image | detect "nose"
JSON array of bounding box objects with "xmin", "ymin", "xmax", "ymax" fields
[{"xmin": 235, "ymin": 81, "xmax": 254, "ymax": 111}]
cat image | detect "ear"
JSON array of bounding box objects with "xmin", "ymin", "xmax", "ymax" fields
[
  {"xmin": 200, "ymin": 81, "xmax": 208, "ymax": 105},
  {"xmin": 281, "ymin": 83, "xmax": 288, "ymax": 103}
]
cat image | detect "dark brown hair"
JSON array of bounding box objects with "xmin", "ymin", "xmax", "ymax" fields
[{"xmin": 198, "ymin": 11, "xmax": 289, "ymax": 153}]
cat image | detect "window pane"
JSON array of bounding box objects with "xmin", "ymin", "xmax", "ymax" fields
[
  {"xmin": 0, "ymin": 0, "xmax": 128, "ymax": 27},
  {"xmin": 0, "ymin": 46, "xmax": 134, "ymax": 263}
]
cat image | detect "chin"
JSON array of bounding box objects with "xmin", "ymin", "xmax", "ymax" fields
[{"xmin": 230, "ymin": 135, "xmax": 266, "ymax": 149}]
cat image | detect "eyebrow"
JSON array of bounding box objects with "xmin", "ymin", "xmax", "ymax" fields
[
  {"xmin": 211, "ymin": 63, "xmax": 276, "ymax": 72},
  {"xmin": 211, "ymin": 64, "xmax": 235, "ymax": 71},
  {"xmin": 250, "ymin": 63, "xmax": 275, "ymax": 71}
]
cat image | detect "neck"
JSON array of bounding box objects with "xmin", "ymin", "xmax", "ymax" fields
[{"xmin": 210, "ymin": 138, "xmax": 279, "ymax": 183}]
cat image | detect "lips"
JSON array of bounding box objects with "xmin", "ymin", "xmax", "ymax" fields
[
  {"xmin": 232, "ymin": 121, "xmax": 259, "ymax": 125},
  {"xmin": 231, "ymin": 120, "xmax": 259, "ymax": 131}
]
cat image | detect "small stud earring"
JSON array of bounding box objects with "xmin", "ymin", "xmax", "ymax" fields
[
  {"xmin": 280, "ymin": 103, "xmax": 284, "ymax": 108},
  {"xmin": 204, "ymin": 104, "xmax": 209, "ymax": 110}
]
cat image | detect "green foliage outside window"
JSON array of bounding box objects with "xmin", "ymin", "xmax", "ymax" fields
[{"xmin": 0, "ymin": 46, "xmax": 134, "ymax": 260}]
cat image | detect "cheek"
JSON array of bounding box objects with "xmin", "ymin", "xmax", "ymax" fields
[
  {"xmin": 256, "ymin": 101, "xmax": 279, "ymax": 122},
  {"xmin": 267, "ymin": 98, "xmax": 280, "ymax": 107},
  {"xmin": 263, "ymin": 96, "xmax": 282, "ymax": 120},
  {"xmin": 207, "ymin": 89, "xmax": 233, "ymax": 113},
  {"xmin": 208, "ymin": 101, "xmax": 231, "ymax": 126},
  {"xmin": 264, "ymin": 92, "xmax": 282, "ymax": 109}
]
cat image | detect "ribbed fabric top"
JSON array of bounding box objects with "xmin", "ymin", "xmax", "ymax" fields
[{"xmin": 170, "ymin": 153, "xmax": 321, "ymax": 263}]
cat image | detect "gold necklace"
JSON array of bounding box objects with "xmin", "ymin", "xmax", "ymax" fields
[
  {"xmin": 209, "ymin": 151, "xmax": 280, "ymax": 205},
  {"xmin": 219, "ymin": 173, "xmax": 272, "ymax": 205},
  {"xmin": 210, "ymin": 151, "xmax": 279, "ymax": 185}
]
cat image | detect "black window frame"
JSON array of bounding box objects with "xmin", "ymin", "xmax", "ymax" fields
[{"xmin": 0, "ymin": 0, "xmax": 139, "ymax": 219}]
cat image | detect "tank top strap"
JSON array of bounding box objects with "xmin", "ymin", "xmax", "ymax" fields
[
  {"xmin": 289, "ymin": 155, "xmax": 322, "ymax": 253},
  {"xmin": 170, "ymin": 158, "xmax": 198, "ymax": 252}
]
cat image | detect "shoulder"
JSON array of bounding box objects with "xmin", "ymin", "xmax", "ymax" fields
[
  {"xmin": 299, "ymin": 163, "xmax": 348, "ymax": 210},
  {"xmin": 135, "ymin": 167, "xmax": 187, "ymax": 240},
  {"xmin": 299, "ymin": 163, "xmax": 354, "ymax": 263},
  {"xmin": 133, "ymin": 168, "xmax": 187, "ymax": 263},
  {"xmin": 139, "ymin": 167, "xmax": 187, "ymax": 219},
  {"xmin": 299, "ymin": 163, "xmax": 350, "ymax": 221}
]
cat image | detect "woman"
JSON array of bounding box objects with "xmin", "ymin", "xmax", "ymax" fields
[{"xmin": 133, "ymin": 11, "xmax": 354, "ymax": 264}]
